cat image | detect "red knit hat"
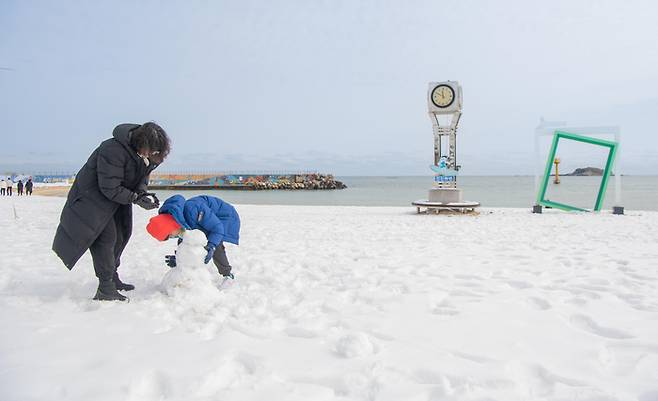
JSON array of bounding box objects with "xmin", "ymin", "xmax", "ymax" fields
[{"xmin": 146, "ymin": 214, "xmax": 182, "ymax": 241}]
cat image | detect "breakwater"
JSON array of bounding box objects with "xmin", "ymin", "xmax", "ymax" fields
[{"xmin": 148, "ymin": 173, "xmax": 347, "ymax": 190}]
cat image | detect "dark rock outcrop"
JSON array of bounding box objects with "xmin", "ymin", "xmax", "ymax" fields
[{"xmin": 565, "ymin": 167, "xmax": 604, "ymax": 176}]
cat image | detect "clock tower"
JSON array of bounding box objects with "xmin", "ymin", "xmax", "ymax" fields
[
  {"xmin": 413, "ymin": 81, "xmax": 479, "ymax": 213},
  {"xmin": 427, "ymin": 81, "xmax": 462, "ymax": 170}
]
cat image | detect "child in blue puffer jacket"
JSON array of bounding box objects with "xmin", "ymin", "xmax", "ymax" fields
[{"xmin": 146, "ymin": 195, "xmax": 240, "ymax": 278}]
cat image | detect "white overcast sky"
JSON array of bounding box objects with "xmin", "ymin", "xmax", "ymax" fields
[{"xmin": 1, "ymin": 0, "xmax": 656, "ymax": 175}]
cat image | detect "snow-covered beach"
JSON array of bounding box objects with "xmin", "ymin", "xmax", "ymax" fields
[{"xmin": 1, "ymin": 196, "xmax": 657, "ymax": 401}]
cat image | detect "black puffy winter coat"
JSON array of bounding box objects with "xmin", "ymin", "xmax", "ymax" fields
[{"xmin": 52, "ymin": 124, "xmax": 159, "ymax": 269}]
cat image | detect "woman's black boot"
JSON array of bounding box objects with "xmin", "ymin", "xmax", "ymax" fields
[
  {"xmin": 93, "ymin": 279, "xmax": 128, "ymax": 301},
  {"xmin": 113, "ymin": 272, "xmax": 135, "ymax": 291}
]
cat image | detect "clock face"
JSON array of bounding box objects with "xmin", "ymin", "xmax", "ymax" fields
[{"xmin": 431, "ymin": 85, "xmax": 455, "ymax": 108}]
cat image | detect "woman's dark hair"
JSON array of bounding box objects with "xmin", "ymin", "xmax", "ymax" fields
[{"xmin": 130, "ymin": 122, "xmax": 171, "ymax": 164}]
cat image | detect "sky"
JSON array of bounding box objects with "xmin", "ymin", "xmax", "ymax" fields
[{"xmin": 1, "ymin": 0, "xmax": 657, "ymax": 175}]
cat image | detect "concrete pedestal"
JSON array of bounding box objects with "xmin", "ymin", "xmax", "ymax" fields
[
  {"xmin": 429, "ymin": 188, "xmax": 463, "ymax": 203},
  {"xmin": 413, "ymin": 188, "xmax": 478, "ymax": 214}
]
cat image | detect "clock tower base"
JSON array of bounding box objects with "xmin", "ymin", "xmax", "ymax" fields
[{"xmin": 428, "ymin": 188, "xmax": 463, "ymax": 204}]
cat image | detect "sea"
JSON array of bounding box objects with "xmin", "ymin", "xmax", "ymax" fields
[{"xmin": 152, "ymin": 176, "xmax": 658, "ymax": 211}]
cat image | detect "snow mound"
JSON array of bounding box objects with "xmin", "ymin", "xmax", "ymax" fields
[
  {"xmin": 335, "ymin": 332, "xmax": 375, "ymax": 358},
  {"xmin": 160, "ymin": 230, "xmax": 222, "ymax": 300}
]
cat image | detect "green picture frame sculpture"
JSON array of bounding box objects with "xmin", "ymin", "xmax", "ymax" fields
[{"xmin": 537, "ymin": 130, "xmax": 618, "ymax": 212}]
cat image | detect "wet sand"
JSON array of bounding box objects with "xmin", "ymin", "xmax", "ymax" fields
[{"xmin": 33, "ymin": 186, "xmax": 70, "ymax": 197}]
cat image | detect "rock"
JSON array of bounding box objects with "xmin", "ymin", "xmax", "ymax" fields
[
  {"xmin": 242, "ymin": 173, "xmax": 347, "ymax": 190},
  {"xmin": 565, "ymin": 167, "xmax": 604, "ymax": 176}
]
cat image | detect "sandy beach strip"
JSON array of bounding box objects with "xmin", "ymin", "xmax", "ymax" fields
[{"xmin": 32, "ymin": 185, "xmax": 71, "ymax": 196}]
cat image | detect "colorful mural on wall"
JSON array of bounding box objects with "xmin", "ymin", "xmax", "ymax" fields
[
  {"xmin": 32, "ymin": 174, "xmax": 75, "ymax": 183},
  {"xmin": 15, "ymin": 172, "xmax": 345, "ymax": 190},
  {"xmin": 149, "ymin": 173, "xmax": 346, "ymax": 190}
]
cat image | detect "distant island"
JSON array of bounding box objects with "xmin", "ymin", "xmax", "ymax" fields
[
  {"xmin": 551, "ymin": 167, "xmax": 617, "ymax": 177},
  {"xmin": 563, "ymin": 167, "xmax": 620, "ymax": 177},
  {"xmin": 564, "ymin": 167, "xmax": 604, "ymax": 176}
]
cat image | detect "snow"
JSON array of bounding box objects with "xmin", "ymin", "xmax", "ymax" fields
[{"xmin": 2, "ymin": 196, "xmax": 658, "ymax": 401}]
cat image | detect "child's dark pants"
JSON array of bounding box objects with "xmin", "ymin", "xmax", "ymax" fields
[{"xmin": 212, "ymin": 243, "xmax": 232, "ymax": 277}]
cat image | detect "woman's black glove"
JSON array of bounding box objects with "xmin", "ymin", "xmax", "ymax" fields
[{"xmin": 132, "ymin": 192, "xmax": 160, "ymax": 210}]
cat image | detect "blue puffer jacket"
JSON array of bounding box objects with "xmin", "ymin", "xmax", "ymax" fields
[{"xmin": 158, "ymin": 195, "xmax": 240, "ymax": 246}]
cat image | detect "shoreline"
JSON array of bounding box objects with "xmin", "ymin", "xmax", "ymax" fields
[
  {"xmin": 18, "ymin": 178, "xmax": 658, "ymax": 211},
  {"xmin": 19, "ymin": 185, "xmax": 658, "ymax": 213}
]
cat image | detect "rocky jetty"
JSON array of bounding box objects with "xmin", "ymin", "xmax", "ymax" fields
[{"xmin": 252, "ymin": 174, "xmax": 347, "ymax": 190}]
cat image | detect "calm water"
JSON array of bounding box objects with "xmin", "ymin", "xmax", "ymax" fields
[{"xmin": 152, "ymin": 176, "xmax": 658, "ymax": 211}]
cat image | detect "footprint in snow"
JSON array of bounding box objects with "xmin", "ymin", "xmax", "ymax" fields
[
  {"xmin": 285, "ymin": 326, "xmax": 319, "ymax": 339},
  {"xmin": 431, "ymin": 306, "xmax": 460, "ymax": 316},
  {"xmin": 505, "ymin": 361, "xmax": 586, "ymax": 398},
  {"xmin": 526, "ymin": 296, "xmax": 551, "ymax": 310},
  {"xmin": 569, "ymin": 314, "xmax": 634, "ymax": 339},
  {"xmin": 126, "ymin": 370, "xmax": 172, "ymax": 401},
  {"xmin": 412, "ymin": 368, "xmax": 447, "ymax": 385},
  {"xmin": 196, "ymin": 352, "xmax": 264, "ymax": 397},
  {"xmin": 454, "ymin": 274, "xmax": 484, "ymax": 281},
  {"xmin": 506, "ymin": 280, "xmax": 533, "ymax": 289}
]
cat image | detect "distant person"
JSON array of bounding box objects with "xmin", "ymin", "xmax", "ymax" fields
[
  {"xmin": 52, "ymin": 122, "xmax": 171, "ymax": 302},
  {"xmin": 17, "ymin": 180, "xmax": 23, "ymax": 195},
  {"xmin": 6, "ymin": 177, "xmax": 13, "ymax": 196},
  {"xmin": 146, "ymin": 195, "xmax": 240, "ymax": 279},
  {"xmin": 25, "ymin": 178, "xmax": 33, "ymax": 195},
  {"xmin": 0, "ymin": 179, "xmax": 5, "ymax": 196}
]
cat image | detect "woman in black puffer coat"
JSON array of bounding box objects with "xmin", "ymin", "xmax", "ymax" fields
[{"xmin": 52, "ymin": 122, "xmax": 171, "ymax": 301}]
